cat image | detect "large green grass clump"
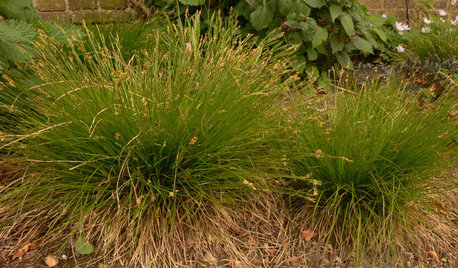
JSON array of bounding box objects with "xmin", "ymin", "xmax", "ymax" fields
[
  {"xmin": 0, "ymin": 14, "xmax": 296, "ymax": 259},
  {"xmin": 284, "ymin": 80, "xmax": 456, "ymax": 258}
]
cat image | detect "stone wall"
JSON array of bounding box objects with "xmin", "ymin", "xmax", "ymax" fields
[
  {"xmin": 359, "ymin": 0, "xmax": 457, "ymax": 19},
  {"xmin": 31, "ymin": 0, "xmax": 136, "ymax": 23},
  {"xmin": 17, "ymin": 0, "xmax": 457, "ymax": 23}
]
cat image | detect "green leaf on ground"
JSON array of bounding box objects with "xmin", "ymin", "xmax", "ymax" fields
[{"xmin": 75, "ymin": 234, "xmax": 94, "ymax": 255}]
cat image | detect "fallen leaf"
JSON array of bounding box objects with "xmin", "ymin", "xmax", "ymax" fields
[
  {"xmin": 29, "ymin": 241, "xmax": 38, "ymax": 251},
  {"xmin": 301, "ymin": 229, "xmax": 319, "ymax": 242},
  {"xmin": 288, "ymin": 256, "xmax": 298, "ymax": 264},
  {"xmin": 267, "ymin": 249, "xmax": 275, "ymax": 257},
  {"xmin": 12, "ymin": 242, "xmax": 31, "ymax": 260},
  {"xmin": 204, "ymin": 251, "xmax": 218, "ymax": 266},
  {"xmin": 230, "ymin": 225, "xmax": 248, "ymax": 237},
  {"xmin": 427, "ymin": 251, "xmax": 440, "ymax": 264},
  {"xmin": 433, "ymin": 202, "xmax": 448, "ymax": 214},
  {"xmin": 75, "ymin": 234, "xmax": 94, "ymax": 255},
  {"xmin": 44, "ymin": 255, "xmax": 59, "ymax": 267}
]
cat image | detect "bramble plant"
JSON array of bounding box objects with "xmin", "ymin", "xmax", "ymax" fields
[{"xmin": 153, "ymin": 0, "xmax": 400, "ymax": 87}]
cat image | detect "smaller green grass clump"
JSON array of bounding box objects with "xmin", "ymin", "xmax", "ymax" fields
[{"xmin": 284, "ymin": 80, "xmax": 456, "ymax": 261}]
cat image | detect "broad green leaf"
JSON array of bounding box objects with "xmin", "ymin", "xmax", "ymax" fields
[
  {"xmin": 312, "ymin": 26, "xmax": 328, "ymax": 48},
  {"xmin": 307, "ymin": 47, "xmax": 318, "ymax": 61},
  {"xmin": 368, "ymin": 14, "xmax": 386, "ymax": 27},
  {"xmin": 0, "ymin": 0, "xmax": 40, "ymax": 24},
  {"xmin": 40, "ymin": 21, "xmax": 87, "ymax": 47},
  {"xmin": 286, "ymin": 31, "xmax": 305, "ymax": 44},
  {"xmin": 235, "ymin": 1, "xmax": 251, "ymax": 19},
  {"xmin": 336, "ymin": 51, "xmax": 353, "ymax": 69},
  {"xmin": 318, "ymin": 72, "xmax": 332, "ymax": 90},
  {"xmin": 286, "ymin": 19, "xmax": 299, "ymax": 28},
  {"xmin": 178, "ymin": 0, "xmax": 205, "ymax": 6},
  {"xmin": 352, "ymin": 38, "xmax": 373, "ymax": 53},
  {"xmin": 250, "ymin": 5, "xmax": 274, "ymax": 31},
  {"xmin": 305, "ymin": 0, "xmax": 326, "ymax": 8},
  {"xmin": 292, "ymin": 55, "xmax": 307, "ymax": 73},
  {"xmin": 329, "ymin": 4, "xmax": 343, "ymax": 22},
  {"xmin": 75, "ymin": 234, "xmax": 94, "ymax": 255},
  {"xmin": 330, "ymin": 36, "xmax": 344, "ymax": 53},
  {"xmin": 299, "ymin": 18, "xmax": 318, "ymax": 41},
  {"xmin": 306, "ymin": 64, "xmax": 319, "ymax": 79},
  {"xmin": 280, "ymin": 0, "xmax": 311, "ymax": 16},
  {"xmin": 340, "ymin": 14, "xmax": 355, "ymax": 36},
  {"xmin": 0, "ymin": 20, "xmax": 36, "ymax": 68},
  {"xmin": 372, "ymin": 28, "xmax": 387, "ymax": 42}
]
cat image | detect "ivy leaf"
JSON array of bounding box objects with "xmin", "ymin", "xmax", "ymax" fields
[
  {"xmin": 336, "ymin": 51, "xmax": 353, "ymax": 69},
  {"xmin": 75, "ymin": 234, "xmax": 94, "ymax": 255},
  {"xmin": 330, "ymin": 36, "xmax": 344, "ymax": 53},
  {"xmin": 307, "ymin": 47, "xmax": 318, "ymax": 61},
  {"xmin": 340, "ymin": 14, "xmax": 355, "ymax": 36},
  {"xmin": 329, "ymin": 4, "xmax": 343, "ymax": 22},
  {"xmin": 312, "ymin": 26, "xmax": 328, "ymax": 48},
  {"xmin": 178, "ymin": 0, "xmax": 205, "ymax": 6},
  {"xmin": 250, "ymin": 5, "xmax": 274, "ymax": 31},
  {"xmin": 352, "ymin": 38, "xmax": 373, "ymax": 54},
  {"xmin": 304, "ymin": 0, "xmax": 326, "ymax": 8}
]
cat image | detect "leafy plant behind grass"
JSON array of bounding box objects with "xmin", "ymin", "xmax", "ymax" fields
[
  {"xmin": 153, "ymin": 0, "xmax": 401, "ymax": 86},
  {"xmin": 87, "ymin": 19, "xmax": 166, "ymax": 61},
  {"xmin": 283, "ymin": 79, "xmax": 456, "ymax": 261},
  {"xmin": 0, "ymin": 13, "xmax": 298, "ymax": 262}
]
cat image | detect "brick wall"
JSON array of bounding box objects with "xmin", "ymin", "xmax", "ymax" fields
[
  {"xmin": 359, "ymin": 0, "xmax": 457, "ymax": 19},
  {"xmin": 31, "ymin": 0, "xmax": 136, "ymax": 23}
]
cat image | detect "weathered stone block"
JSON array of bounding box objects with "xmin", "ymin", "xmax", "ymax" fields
[
  {"xmin": 33, "ymin": 0, "xmax": 66, "ymax": 12},
  {"xmin": 68, "ymin": 0, "xmax": 98, "ymax": 10},
  {"xmin": 100, "ymin": 0, "xmax": 129, "ymax": 10},
  {"xmin": 39, "ymin": 11, "xmax": 71, "ymax": 23},
  {"xmin": 433, "ymin": 0, "xmax": 449, "ymax": 9},
  {"xmin": 359, "ymin": 0, "xmax": 382, "ymax": 10},
  {"xmin": 71, "ymin": 10, "xmax": 135, "ymax": 23}
]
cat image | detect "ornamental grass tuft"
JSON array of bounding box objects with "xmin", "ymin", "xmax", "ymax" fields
[
  {"xmin": 0, "ymin": 14, "xmax": 297, "ymax": 263},
  {"xmin": 283, "ymin": 79, "xmax": 457, "ymax": 262}
]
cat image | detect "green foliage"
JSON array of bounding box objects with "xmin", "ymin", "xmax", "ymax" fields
[
  {"xmin": 0, "ymin": 0, "xmax": 40, "ymax": 23},
  {"xmin": 87, "ymin": 19, "xmax": 165, "ymax": 60},
  {"xmin": 0, "ymin": 0, "xmax": 85, "ymax": 71},
  {"xmin": 0, "ymin": 20, "xmax": 36, "ymax": 69},
  {"xmin": 283, "ymin": 79, "xmax": 456, "ymax": 254},
  {"xmin": 74, "ymin": 234, "xmax": 95, "ymax": 255},
  {"xmin": 155, "ymin": 0, "xmax": 399, "ymax": 84}
]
